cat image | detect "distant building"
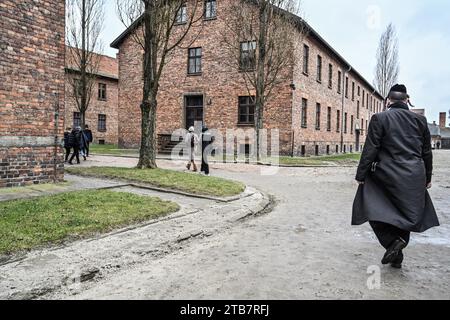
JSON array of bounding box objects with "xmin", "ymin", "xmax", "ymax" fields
[
  {"xmin": 439, "ymin": 112, "xmax": 450, "ymax": 150},
  {"xmin": 411, "ymin": 109, "xmax": 425, "ymax": 117},
  {"xmin": 0, "ymin": 0, "xmax": 65, "ymax": 188},
  {"xmin": 428, "ymin": 122, "xmax": 441, "ymax": 150},
  {"xmin": 65, "ymin": 47, "xmax": 119, "ymax": 145}
]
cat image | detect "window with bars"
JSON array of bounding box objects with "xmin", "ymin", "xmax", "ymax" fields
[
  {"xmin": 188, "ymin": 47, "xmax": 202, "ymax": 75},
  {"xmin": 303, "ymin": 45, "xmax": 309, "ymax": 75},
  {"xmin": 98, "ymin": 83, "xmax": 107, "ymax": 101},
  {"xmin": 352, "ymin": 82, "xmax": 355, "ymax": 101},
  {"xmin": 317, "ymin": 55, "xmax": 322, "ymax": 82},
  {"xmin": 301, "ymin": 98, "xmax": 308, "ymax": 128},
  {"xmin": 204, "ymin": 0, "xmax": 217, "ymax": 19},
  {"xmin": 351, "ymin": 115, "xmax": 354, "ymax": 135},
  {"xmin": 344, "ymin": 112, "xmax": 348, "ymax": 133},
  {"xmin": 240, "ymin": 41, "xmax": 256, "ymax": 71},
  {"xmin": 315, "ymin": 103, "xmax": 321, "ymax": 130},
  {"xmin": 327, "ymin": 107, "xmax": 332, "ymax": 132},
  {"xmin": 98, "ymin": 114, "xmax": 107, "ymax": 132},
  {"xmin": 73, "ymin": 112, "xmax": 81, "ymax": 128},
  {"xmin": 357, "ymin": 101, "xmax": 360, "ymax": 119},
  {"xmin": 328, "ymin": 64, "xmax": 333, "ymax": 89},
  {"xmin": 337, "ymin": 71, "xmax": 342, "ymax": 93},
  {"xmin": 345, "ymin": 77, "xmax": 349, "ymax": 98},
  {"xmin": 238, "ymin": 96, "xmax": 255, "ymax": 125},
  {"xmin": 336, "ymin": 110, "xmax": 340, "ymax": 133}
]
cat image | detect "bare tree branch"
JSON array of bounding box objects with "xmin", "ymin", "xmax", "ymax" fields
[{"xmin": 374, "ymin": 23, "xmax": 400, "ymax": 100}]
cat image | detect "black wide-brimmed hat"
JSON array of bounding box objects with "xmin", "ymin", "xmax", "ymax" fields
[{"xmin": 388, "ymin": 84, "xmax": 409, "ymax": 100}]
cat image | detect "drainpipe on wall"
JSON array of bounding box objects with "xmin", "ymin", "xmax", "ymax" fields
[{"xmin": 340, "ymin": 66, "xmax": 352, "ymax": 153}]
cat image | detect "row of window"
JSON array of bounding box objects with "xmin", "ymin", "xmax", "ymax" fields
[
  {"xmin": 73, "ymin": 112, "xmax": 107, "ymax": 132},
  {"xmin": 176, "ymin": 0, "xmax": 217, "ymax": 24},
  {"xmin": 74, "ymin": 80, "xmax": 109, "ymax": 101},
  {"xmin": 300, "ymin": 144, "xmax": 361, "ymax": 157},
  {"xmin": 302, "ymin": 44, "xmax": 382, "ymax": 113},
  {"xmin": 300, "ymin": 98, "xmax": 368, "ymax": 134}
]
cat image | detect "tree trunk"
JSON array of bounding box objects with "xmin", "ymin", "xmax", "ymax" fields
[
  {"xmin": 137, "ymin": 1, "xmax": 158, "ymax": 169},
  {"xmin": 255, "ymin": 1, "xmax": 268, "ymax": 162}
]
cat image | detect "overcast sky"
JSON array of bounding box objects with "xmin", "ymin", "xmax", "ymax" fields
[{"xmin": 101, "ymin": 0, "xmax": 450, "ymax": 123}]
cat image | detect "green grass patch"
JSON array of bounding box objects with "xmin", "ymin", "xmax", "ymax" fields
[
  {"xmin": 0, "ymin": 190, "xmax": 179, "ymax": 255},
  {"xmin": 90, "ymin": 144, "xmax": 139, "ymax": 156},
  {"xmin": 66, "ymin": 167, "xmax": 245, "ymax": 197},
  {"xmin": 267, "ymin": 153, "xmax": 361, "ymax": 166},
  {"xmin": 0, "ymin": 182, "xmax": 72, "ymax": 195}
]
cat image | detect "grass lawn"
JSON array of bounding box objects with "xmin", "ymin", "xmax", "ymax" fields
[
  {"xmin": 90, "ymin": 144, "xmax": 138, "ymax": 156},
  {"xmin": 66, "ymin": 167, "xmax": 246, "ymax": 197},
  {"xmin": 267, "ymin": 153, "xmax": 362, "ymax": 166},
  {"xmin": 0, "ymin": 182, "xmax": 72, "ymax": 195},
  {"xmin": 0, "ymin": 190, "xmax": 179, "ymax": 255}
]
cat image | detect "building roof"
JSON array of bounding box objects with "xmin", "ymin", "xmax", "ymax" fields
[
  {"xmin": 428, "ymin": 123, "xmax": 441, "ymax": 137},
  {"xmin": 65, "ymin": 46, "xmax": 119, "ymax": 80},
  {"xmin": 109, "ymin": 1, "xmax": 383, "ymax": 99},
  {"xmin": 441, "ymin": 127, "xmax": 450, "ymax": 139}
]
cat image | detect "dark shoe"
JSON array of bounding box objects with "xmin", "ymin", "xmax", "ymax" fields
[
  {"xmin": 382, "ymin": 238, "xmax": 407, "ymax": 265},
  {"xmin": 68, "ymin": 162, "xmax": 73, "ymax": 165},
  {"xmin": 390, "ymin": 251, "xmax": 404, "ymax": 269}
]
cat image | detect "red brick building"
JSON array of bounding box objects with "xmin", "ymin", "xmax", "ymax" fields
[
  {"xmin": 111, "ymin": 0, "xmax": 384, "ymax": 156},
  {"xmin": 65, "ymin": 47, "xmax": 119, "ymax": 145},
  {"xmin": 0, "ymin": 1, "xmax": 65, "ymax": 188}
]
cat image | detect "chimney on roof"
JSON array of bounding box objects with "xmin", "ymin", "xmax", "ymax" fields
[{"xmin": 439, "ymin": 112, "xmax": 447, "ymax": 128}]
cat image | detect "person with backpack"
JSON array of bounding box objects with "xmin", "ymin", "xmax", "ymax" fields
[
  {"xmin": 185, "ymin": 126, "xmax": 199, "ymax": 172},
  {"xmin": 68, "ymin": 127, "xmax": 82, "ymax": 165}
]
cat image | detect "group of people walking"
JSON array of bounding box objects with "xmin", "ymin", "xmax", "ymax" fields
[
  {"xmin": 184, "ymin": 126, "xmax": 215, "ymax": 176},
  {"xmin": 64, "ymin": 125, "xmax": 93, "ymax": 165}
]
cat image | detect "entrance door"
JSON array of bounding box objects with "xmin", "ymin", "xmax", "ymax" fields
[
  {"xmin": 355, "ymin": 130, "xmax": 361, "ymax": 152},
  {"xmin": 185, "ymin": 95, "xmax": 204, "ymax": 129}
]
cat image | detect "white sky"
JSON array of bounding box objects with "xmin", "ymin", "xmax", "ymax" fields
[{"xmin": 100, "ymin": 0, "xmax": 450, "ymax": 124}]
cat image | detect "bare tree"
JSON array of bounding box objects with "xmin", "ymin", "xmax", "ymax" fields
[
  {"xmin": 116, "ymin": 0, "xmax": 203, "ymax": 169},
  {"xmin": 374, "ymin": 23, "xmax": 400, "ymax": 100},
  {"xmin": 222, "ymin": 0, "xmax": 306, "ymax": 161},
  {"xmin": 66, "ymin": 0, "xmax": 105, "ymax": 128}
]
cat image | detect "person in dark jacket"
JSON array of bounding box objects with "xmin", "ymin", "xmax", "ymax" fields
[
  {"xmin": 68, "ymin": 127, "xmax": 82, "ymax": 165},
  {"xmin": 352, "ymin": 84, "xmax": 440, "ymax": 269},
  {"xmin": 83, "ymin": 125, "xmax": 93, "ymax": 157},
  {"xmin": 200, "ymin": 126, "xmax": 215, "ymax": 176},
  {"xmin": 64, "ymin": 127, "xmax": 72, "ymax": 163},
  {"xmin": 79, "ymin": 129, "xmax": 88, "ymax": 161}
]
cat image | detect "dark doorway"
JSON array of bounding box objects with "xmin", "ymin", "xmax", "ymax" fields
[
  {"xmin": 355, "ymin": 130, "xmax": 361, "ymax": 152},
  {"xmin": 185, "ymin": 95, "xmax": 204, "ymax": 129}
]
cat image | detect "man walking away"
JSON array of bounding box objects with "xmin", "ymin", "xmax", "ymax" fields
[
  {"xmin": 352, "ymin": 84, "xmax": 440, "ymax": 269},
  {"xmin": 200, "ymin": 126, "xmax": 215, "ymax": 176},
  {"xmin": 185, "ymin": 126, "xmax": 199, "ymax": 172},
  {"xmin": 64, "ymin": 127, "xmax": 72, "ymax": 163},
  {"xmin": 68, "ymin": 127, "xmax": 82, "ymax": 165},
  {"xmin": 79, "ymin": 129, "xmax": 89, "ymax": 161},
  {"xmin": 84, "ymin": 125, "xmax": 93, "ymax": 157}
]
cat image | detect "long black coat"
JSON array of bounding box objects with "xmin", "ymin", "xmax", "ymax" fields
[{"xmin": 352, "ymin": 102, "xmax": 440, "ymax": 233}]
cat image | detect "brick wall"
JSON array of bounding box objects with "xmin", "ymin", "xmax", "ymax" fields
[
  {"xmin": 0, "ymin": 0, "xmax": 65, "ymax": 187},
  {"xmin": 65, "ymin": 74, "xmax": 119, "ymax": 145},
  {"xmin": 114, "ymin": 0, "xmax": 383, "ymax": 157}
]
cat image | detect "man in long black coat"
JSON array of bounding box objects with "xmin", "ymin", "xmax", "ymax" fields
[{"xmin": 353, "ymin": 84, "xmax": 440, "ymax": 269}]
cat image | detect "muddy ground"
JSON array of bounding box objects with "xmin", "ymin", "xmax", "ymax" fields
[{"xmin": 5, "ymin": 151, "xmax": 450, "ymax": 300}]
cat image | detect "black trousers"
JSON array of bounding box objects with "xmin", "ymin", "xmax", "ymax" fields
[
  {"xmin": 65, "ymin": 147, "xmax": 71, "ymax": 162},
  {"xmin": 86, "ymin": 143, "xmax": 90, "ymax": 157},
  {"xmin": 201, "ymin": 157, "xmax": 210, "ymax": 175},
  {"xmin": 69, "ymin": 147, "xmax": 80, "ymax": 164},
  {"xmin": 370, "ymin": 221, "xmax": 410, "ymax": 249}
]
